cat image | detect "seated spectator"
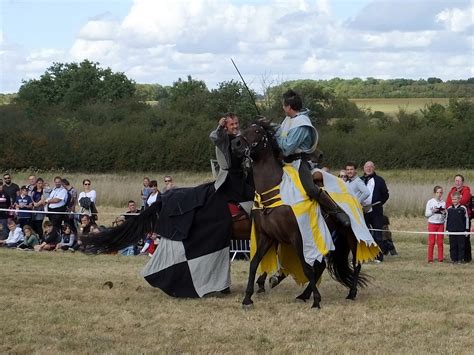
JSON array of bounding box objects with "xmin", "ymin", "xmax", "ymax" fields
[
  {"xmin": 55, "ymin": 223, "xmax": 76, "ymax": 251},
  {"xmin": 34, "ymin": 221, "xmax": 60, "ymax": 251},
  {"xmin": 79, "ymin": 214, "xmax": 93, "ymax": 236},
  {"xmin": 14, "ymin": 186, "xmax": 34, "ymax": 228},
  {"xmin": 0, "ymin": 220, "xmax": 25, "ymax": 248},
  {"xmin": 139, "ymin": 232, "xmax": 159, "ymax": 256},
  {"xmin": 113, "ymin": 215, "xmax": 126, "ymax": 227},
  {"xmin": 124, "ymin": 200, "xmax": 140, "ymax": 220},
  {"xmin": 17, "ymin": 225, "xmax": 40, "ymax": 250},
  {"xmin": 162, "ymin": 176, "xmax": 177, "ymax": 193}
]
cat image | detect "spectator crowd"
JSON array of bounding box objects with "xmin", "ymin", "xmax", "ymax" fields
[{"xmin": 0, "ymin": 173, "xmax": 177, "ymax": 256}]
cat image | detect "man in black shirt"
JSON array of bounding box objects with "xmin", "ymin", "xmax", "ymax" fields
[
  {"xmin": 2, "ymin": 173, "xmax": 19, "ymax": 207},
  {"xmin": 0, "ymin": 181, "xmax": 11, "ymax": 240}
]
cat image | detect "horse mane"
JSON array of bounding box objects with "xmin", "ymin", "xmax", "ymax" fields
[{"xmin": 251, "ymin": 119, "xmax": 281, "ymax": 158}]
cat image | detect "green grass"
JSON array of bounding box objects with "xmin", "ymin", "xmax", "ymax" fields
[{"xmin": 1, "ymin": 217, "xmax": 473, "ymax": 353}]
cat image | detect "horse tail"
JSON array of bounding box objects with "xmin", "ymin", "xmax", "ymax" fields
[
  {"xmin": 81, "ymin": 202, "xmax": 161, "ymax": 253},
  {"xmin": 326, "ymin": 227, "xmax": 370, "ymax": 288}
]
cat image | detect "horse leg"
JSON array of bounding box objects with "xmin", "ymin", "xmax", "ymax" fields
[
  {"xmin": 347, "ymin": 257, "xmax": 361, "ymax": 300},
  {"xmin": 242, "ymin": 238, "xmax": 274, "ymax": 308},
  {"xmin": 256, "ymin": 272, "xmax": 267, "ymax": 293}
]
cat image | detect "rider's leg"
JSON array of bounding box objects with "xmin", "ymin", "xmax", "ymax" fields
[{"xmin": 298, "ymin": 160, "xmax": 351, "ymax": 227}]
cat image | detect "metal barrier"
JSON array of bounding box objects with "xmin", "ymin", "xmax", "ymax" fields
[{"xmin": 230, "ymin": 239, "xmax": 250, "ymax": 261}]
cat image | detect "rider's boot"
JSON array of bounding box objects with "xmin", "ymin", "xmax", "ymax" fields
[
  {"xmin": 298, "ymin": 160, "xmax": 351, "ymax": 228},
  {"xmin": 315, "ymin": 189, "xmax": 351, "ymax": 228}
]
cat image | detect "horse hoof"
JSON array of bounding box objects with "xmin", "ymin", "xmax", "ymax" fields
[
  {"xmin": 311, "ymin": 303, "xmax": 321, "ymax": 309},
  {"xmin": 295, "ymin": 297, "xmax": 307, "ymax": 303},
  {"xmin": 269, "ymin": 276, "xmax": 279, "ymax": 288},
  {"xmin": 346, "ymin": 295, "xmax": 356, "ymax": 300},
  {"xmin": 256, "ymin": 288, "xmax": 265, "ymax": 294},
  {"xmin": 242, "ymin": 303, "xmax": 254, "ymax": 310}
]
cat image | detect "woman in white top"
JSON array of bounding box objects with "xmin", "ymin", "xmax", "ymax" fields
[
  {"xmin": 425, "ymin": 186, "xmax": 446, "ymax": 263},
  {"xmin": 146, "ymin": 180, "xmax": 160, "ymax": 208},
  {"xmin": 78, "ymin": 179, "xmax": 98, "ymax": 220}
]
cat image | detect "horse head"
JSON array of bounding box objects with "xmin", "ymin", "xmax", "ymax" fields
[{"xmin": 232, "ymin": 122, "xmax": 279, "ymax": 161}]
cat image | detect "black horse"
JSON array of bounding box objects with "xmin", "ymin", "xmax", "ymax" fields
[{"xmin": 232, "ymin": 122, "xmax": 372, "ymax": 308}]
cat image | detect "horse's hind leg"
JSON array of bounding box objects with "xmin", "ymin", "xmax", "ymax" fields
[
  {"xmin": 347, "ymin": 258, "xmax": 361, "ymax": 300},
  {"xmin": 256, "ymin": 272, "xmax": 267, "ymax": 293},
  {"xmin": 242, "ymin": 238, "xmax": 273, "ymax": 308}
]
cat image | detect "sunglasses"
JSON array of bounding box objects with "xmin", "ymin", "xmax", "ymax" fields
[
  {"xmin": 164, "ymin": 180, "xmax": 171, "ymax": 183},
  {"xmin": 84, "ymin": 183, "xmax": 91, "ymax": 185}
]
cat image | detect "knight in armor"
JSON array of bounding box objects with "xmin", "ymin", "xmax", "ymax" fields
[
  {"xmin": 275, "ymin": 89, "xmax": 351, "ymax": 227},
  {"xmin": 209, "ymin": 113, "xmax": 254, "ymax": 214}
]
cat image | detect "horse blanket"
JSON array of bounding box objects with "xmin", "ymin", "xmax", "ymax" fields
[{"xmin": 141, "ymin": 183, "xmax": 232, "ymax": 298}]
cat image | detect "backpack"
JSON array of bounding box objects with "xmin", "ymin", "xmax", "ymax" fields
[{"xmin": 79, "ymin": 196, "xmax": 92, "ymax": 210}]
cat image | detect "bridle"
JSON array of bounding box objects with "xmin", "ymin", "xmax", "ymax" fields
[{"xmin": 239, "ymin": 124, "xmax": 269, "ymax": 161}]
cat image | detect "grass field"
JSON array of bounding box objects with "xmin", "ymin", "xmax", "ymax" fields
[
  {"xmin": 349, "ymin": 98, "xmax": 452, "ymax": 114},
  {"xmin": 1, "ymin": 217, "xmax": 473, "ymax": 353}
]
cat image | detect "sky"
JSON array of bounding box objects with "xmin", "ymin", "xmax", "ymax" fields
[{"xmin": 0, "ymin": 0, "xmax": 473, "ymax": 93}]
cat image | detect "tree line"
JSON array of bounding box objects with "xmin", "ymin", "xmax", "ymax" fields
[{"xmin": 0, "ymin": 60, "xmax": 472, "ymax": 172}]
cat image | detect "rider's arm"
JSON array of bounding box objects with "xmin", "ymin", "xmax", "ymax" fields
[
  {"xmin": 276, "ymin": 126, "xmax": 311, "ymax": 157},
  {"xmin": 209, "ymin": 124, "xmax": 226, "ymax": 144}
]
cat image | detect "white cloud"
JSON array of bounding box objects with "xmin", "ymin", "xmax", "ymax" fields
[
  {"xmin": 1, "ymin": 0, "xmax": 472, "ymax": 93},
  {"xmin": 436, "ymin": 6, "xmax": 474, "ymax": 32}
]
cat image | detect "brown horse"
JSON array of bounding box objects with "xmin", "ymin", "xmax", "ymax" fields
[{"xmin": 232, "ymin": 122, "xmax": 369, "ymax": 308}]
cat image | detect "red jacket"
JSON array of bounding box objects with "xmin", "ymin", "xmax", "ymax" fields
[{"xmin": 446, "ymin": 185, "xmax": 472, "ymax": 218}]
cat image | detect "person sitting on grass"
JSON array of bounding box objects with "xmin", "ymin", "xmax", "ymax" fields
[
  {"xmin": 139, "ymin": 232, "xmax": 159, "ymax": 256},
  {"xmin": 0, "ymin": 220, "xmax": 25, "ymax": 248},
  {"xmin": 17, "ymin": 225, "xmax": 40, "ymax": 250},
  {"xmin": 34, "ymin": 221, "xmax": 60, "ymax": 251},
  {"xmin": 55, "ymin": 223, "xmax": 76, "ymax": 251}
]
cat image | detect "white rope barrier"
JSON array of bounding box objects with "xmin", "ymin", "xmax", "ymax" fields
[
  {"xmin": 0, "ymin": 208, "xmax": 470, "ymax": 235},
  {"xmin": 0, "ymin": 208, "xmax": 140, "ymax": 216}
]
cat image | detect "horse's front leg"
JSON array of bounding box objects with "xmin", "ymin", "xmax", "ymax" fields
[{"xmin": 242, "ymin": 237, "xmax": 273, "ymax": 308}]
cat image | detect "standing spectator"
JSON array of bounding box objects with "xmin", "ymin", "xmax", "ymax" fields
[
  {"xmin": 14, "ymin": 186, "xmax": 34, "ymax": 228},
  {"xmin": 140, "ymin": 177, "xmax": 152, "ymax": 211},
  {"xmin": 55, "ymin": 223, "xmax": 76, "ymax": 251},
  {"xmin": 31, "ymin": 178, "xmax": 46, "ymax": 240},
  {"xmin": 62, "ymin": 178, "xmax": 78, "ymax": 233},
  {"xmin": 78, "ymin": 179, "xmax": 98, "ymax": 221},
  {"xmin": 425, "ymin": 186, "xmax": 446, "ymax": 263},
  {"xmin": 162, "ymin": 176, "xmax": 177, "ymax": 193},
  {"xmin": 26, "ymin": 175, "xmax": 37, "ymax": 196},
  {"xmin": 124, "ymin": 200, "xmax": 140, "ymax": 221},
  {"xmin": 34, "ymin": 220, "xmax": 60, "ymax": 251},
  {"xmin": 44, "ymin": 176, "xmax": 68, "ymax": 230},
  {"xmin": 345, "ymin": 162, "xmax": 370, "ymax": 204},
  {"xmin": 361, "ymin": 161, "xmax": 390, "ymax": 261},
  {"xmin": 2, "ymin": 173, "xmax": 20, "ymax": 207},
  {"xmin": 445, "ymin": 174, "xmax": 472, "ymax": 263},
  {"xmin": 146, "ymin": 180, "xmax": 160, "ymax": 208},
  {"xmin": 446, "ymin": 191, "xmax": 470, "ymax": 264},
  {"xmin": 0, "ymin": 220, "xmax": 24, "ymax": 248},
  {"xmin": 0, "ymin": 181, "xmax": 11, "ymax": 240},
  {"xmin": 338, "ymin": 170, "xmax": 348, "ymax": 182},
  {"xmin": 17, "ymin": 225, "xmax": 40, "ymax": 250}
]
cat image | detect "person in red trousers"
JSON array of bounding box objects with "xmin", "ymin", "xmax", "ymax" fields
[{"xmin": 425, "ymin": 186, "xmax": 446, "ymax": 262}]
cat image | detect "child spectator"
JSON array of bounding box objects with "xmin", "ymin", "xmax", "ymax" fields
[
  {"xmin": 140, "ymin": 177, "xmax": 152, "ymax": 210},
  {"xmin": 17, "ymin": 225, "xmax": 40, "ymax": 250},
  {"xmin": 55, "ymin": 223, "xmax": 76, "ymax": 251},
  {"xmin": 34, "ymin": 220, "xmax": 60, "ymax": 251},
  {"xmin": 139, "ymin": 232, "xmax": 159, "ymax": 256},
  {"xmin": 0, "ymin": 220, "xmax": 25, "ymax": 247},
  {"xmin": 446, "ymin": 191, "xmax": 469, "ymax": 264},
  {"xmin": 425, "ymin": 186, "xmax": 446, "ymax": 263},
  {"xmin": 14, "ymin": 186, "xmax": 34, "ymax": 228}
]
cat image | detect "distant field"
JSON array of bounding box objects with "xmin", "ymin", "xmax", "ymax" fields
[{"xmin": 349, "ymin": 98, "xmax": 452, "ymax": 114}]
